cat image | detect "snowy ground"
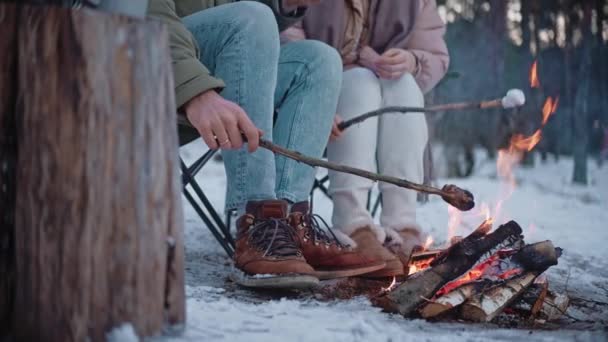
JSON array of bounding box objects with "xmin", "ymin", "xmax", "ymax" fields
[{"xmin": 167, "ymin": 141, "xmax": 608, "ymax": 342}]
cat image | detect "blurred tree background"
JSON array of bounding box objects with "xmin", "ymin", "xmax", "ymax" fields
[{"xmin": 429, "ymin": 0, "xmax": 607, "ymax": 184}]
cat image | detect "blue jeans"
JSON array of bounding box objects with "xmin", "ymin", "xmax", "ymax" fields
[{"xmin": 183, "ymin": 2, "xmax": 341, "ymax": 211}]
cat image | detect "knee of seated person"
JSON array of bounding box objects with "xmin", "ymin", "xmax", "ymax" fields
[
  {"xmin": 291, "ymin": 40, "xmax": 342, "ymax": 80},
  {"xmin": 341, "ymin": 67, "xmax": 381, "ymax": 98},
  {"xmin": 344, "ymin": 67, "xmax": 378, "ymax": 84},
  {"xmin": 395, "ymin": 73, "xmax": 423, "ymax": 95},
  {"xmin": 232, "ymin": 2, "xmax": 278, "ymax": 41}
]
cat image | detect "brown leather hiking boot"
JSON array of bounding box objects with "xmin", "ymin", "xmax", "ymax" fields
[
  {"xmin": 231, "ymin": 200, "xmax": 318, "ymax": 289},
  {"xmin": 288, "ymin": 202, "xmax": 385, "ymax": 280},
  {"xmin": 350, "ymin": 227, "xmax": 405, "ymax": 277}
]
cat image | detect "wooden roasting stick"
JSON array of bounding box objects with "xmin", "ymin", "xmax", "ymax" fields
[
  {"xmin": 338, "ymin": 89, "xmax": 526, "ymax": 131},
  {"xmin": 258, "ymin": 139, "xmax": 475, "ymax": 211},
  {"xmin": 178, "ymin": 114, "xmax": 475, "ymax": 210}
]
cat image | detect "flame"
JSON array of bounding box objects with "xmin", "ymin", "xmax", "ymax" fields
[
  {"xmin": 530, "ymin": 60, "xmax": 540, "ymax": 88},
  {"xmin": 492, "ymin": 96, "xmax": 558, "ymax": 225},
  {"xmin": 447, "ymin": 205, "xmax": 462, "ymax": 242},
  {"xmin": 408, "ymin": 258, "xmax": 434, "ymax": 276},
  {"xmin": 527, "ymin": 223, "xmax": 538, "ymax": 240},
  {"xmin": 510, "ymin": 131, "xmax": 543, "ymax": 152},
  {"xmin": 477, "ymin": 218, "xmax": 494, "ymax": 234},
  {"xmin": 423, "ymin": 236, "xmax": 434, "ymax": 250},
  {"xmin": 541, "ymin": 96, "xmax": 559, "ymax": 125},
  {"xmin": 479, "ymin": 203, "xmax": 493, "ymax": 225},
  {"xmin": 381, "ymin": 276, "xmax": 398, "ymax": 293}
]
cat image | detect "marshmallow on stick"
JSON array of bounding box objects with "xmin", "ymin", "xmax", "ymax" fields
[{"xmin": 337, "ymin": 89, "xmax": 526, "ymax": 131}]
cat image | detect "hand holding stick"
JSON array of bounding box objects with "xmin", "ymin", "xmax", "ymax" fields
[{"xmin": 337, "ymin": 89, "xmax": 526, "ymax": 131}]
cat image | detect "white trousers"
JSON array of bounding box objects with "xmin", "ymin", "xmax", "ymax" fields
[{"xmin": 328, "ymin": 68, "xmax": 428, "ymax": 240}]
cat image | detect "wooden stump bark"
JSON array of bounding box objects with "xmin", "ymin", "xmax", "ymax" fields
[
  {"xmin": 0, "ymin": 4, "xmax": 186, "ymax": 341},
  {"xmin": 0, "ymin": 3, "xmax": 19, "ymax": 337}
]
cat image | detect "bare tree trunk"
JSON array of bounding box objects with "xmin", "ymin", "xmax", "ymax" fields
[
  {"xmin": 572, "ymin": 4, "xmax": 593, "ymax": 185},
  {"xmin": 1, "ymin": 4, "xmax": 186, "ymax": 341}
]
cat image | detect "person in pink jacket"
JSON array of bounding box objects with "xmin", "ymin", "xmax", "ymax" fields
[{"xmin": 282, "ymin": 0, "xmax": 449, "ymax": 277}]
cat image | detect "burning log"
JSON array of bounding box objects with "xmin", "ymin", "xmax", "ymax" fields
[
  {"xmin": 411, "ymin": 249, "xmax": 442, "ymax": 260},
  {"xmin": 420, "ymin": 241, "xmax": 560, "ymax": 320},
  {"xmin": 419, "ymin": 249, "xmax": 522, "ymax": 319},
  {"xmin": 460, "ymin": 241, "xmax": 561, "ymax": 322},
  {"xmin": 382, "ymin": 221, "xmax": 523, "ymax": 316}
]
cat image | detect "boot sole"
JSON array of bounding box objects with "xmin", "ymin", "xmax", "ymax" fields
[
  {"xmin": 230, "ymin": 267, "xmax": 319, "ymax": 290},
  {"xmin": 313, "ymin": 261, "xmax": 387, "ymax": 280}
]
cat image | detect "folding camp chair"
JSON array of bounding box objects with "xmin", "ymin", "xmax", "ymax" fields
[{"xmin": 178, "ymin": 120, "xmax": 235, "ymax": 257}]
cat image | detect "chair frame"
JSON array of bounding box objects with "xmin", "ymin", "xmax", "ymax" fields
[{"xmin": 180, "ymin": 149, "xmax": 235, "ymax": 257}]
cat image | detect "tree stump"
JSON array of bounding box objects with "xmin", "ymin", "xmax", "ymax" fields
[
  {"xmin": 0, "ymin": 4, "xmax": 186, "ymax": 341},
  {"xmin": 0, "ymin": 3, "xmax": 19, "ymax": 338}
]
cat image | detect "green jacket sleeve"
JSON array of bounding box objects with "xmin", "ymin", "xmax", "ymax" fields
[{"xmin": 148, "ymin": 0, "xmax": 225, "ymax": 109}]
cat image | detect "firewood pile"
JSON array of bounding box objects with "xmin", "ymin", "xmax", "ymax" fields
[{"xmin": 368, "ymin": 220, "xmax": 567, "ymax": 323}]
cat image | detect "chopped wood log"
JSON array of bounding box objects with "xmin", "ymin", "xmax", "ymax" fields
[
  {"xmin": 530, "ymin": 279, "xmax": 549, "ymax": 317},
  {"xmin": 460, "ymin": 272, "xmax": 538, "ymax": 322},
  {"xmin": 460, "ymin": 241, "xmax": 560, "ymax": 322},
  {"xmin": 421, "ymin": 241, "xmax": 560, "ymax": 320},
  {"xmin": 513, "ymin": 240, "xmax": 562, "ymax": 271},
  {"xmin": 383, "ymin": 221, "xmax": 523, "ymax": 316},
  {"xmin": 419, "ymin": 282, "xmax": 480, "ymax": 318},
  {"xmin": 1, "ymin": 4, "xmax": 186, "ymax": 341},
  {"xmin": 0, "ymin": 3, "xmax": 18, "ymax": 337},
  {"xmin": 510, "ymin": 275, "xmax": 548, "ymax": 318},
  {"xmin": 411, "ymin": 249, "xmax": 442, "ymax": 261},
  {"xmin": 541, "ymin": 291, "xmax": 570, "ymax": 321}
]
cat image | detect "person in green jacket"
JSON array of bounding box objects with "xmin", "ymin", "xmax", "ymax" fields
[{"xmin": 148, "ymin": 0, "xmax": 385, "ymax": 289}]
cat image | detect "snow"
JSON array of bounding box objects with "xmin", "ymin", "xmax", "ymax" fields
[
  {"xmin": 171, "ymin": 140, "xmax": 608, "ymax": 342},
  {"xmin": 106, "ymin": 323, "xmax": 138, "ymax": 342}
]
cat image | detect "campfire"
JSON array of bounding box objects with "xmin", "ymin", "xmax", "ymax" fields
[
  {"xmin": 370, "ymin": 60, "xmax": 567, "ymax": 324},
  {"xmin": 372, "ymin": 219, "xmax": 564, "ymax": 323}
]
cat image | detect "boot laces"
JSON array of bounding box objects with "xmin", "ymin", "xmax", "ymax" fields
[
  {"xmin": 246, "ymin": 218, "xmax": 300, "ymax": 257},
  {"xmin": 302, "ymin": 214, "xmax": 347, "ymax": 249}
]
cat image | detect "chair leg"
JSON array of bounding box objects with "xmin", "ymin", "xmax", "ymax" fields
[
  {"xmin": 187, "ymin": 149, "xmax": 216, "ymax": 180},
  {"xmin": 310, "ymin": 174, "xmax": 331, "ymax": 213},
  {"xmin": 316, "ymin": 175, "xmax": 330, "ymax": 197},
  {"xmin": 183, "ymin": 187, "xmax": 234, "ymax": 257},
  {"xmin": 180, "ymin": 158, "xmax": 236, "ymax": 254}
]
